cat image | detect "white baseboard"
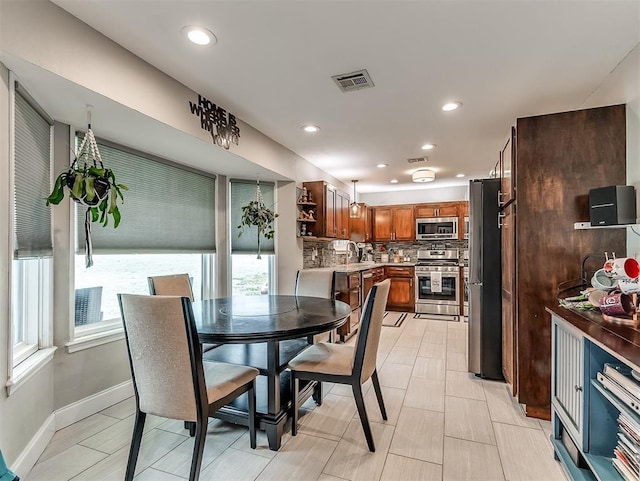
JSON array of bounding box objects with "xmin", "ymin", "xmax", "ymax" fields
[
  {"xmin": 56, "ymin": 380, "xmax": 134, "ymax": 430},
  {"xmin": 12, "ymin": 380, "xmax": 134, "ymax": 478},
  {"xmin": 12, "ymin": 413, "xmax": 55, "ymax": 478}
]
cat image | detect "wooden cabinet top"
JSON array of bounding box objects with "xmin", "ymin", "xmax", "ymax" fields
[{"xmin": 547, "ymin": 306, "xmax": 640, "ymax": 371}]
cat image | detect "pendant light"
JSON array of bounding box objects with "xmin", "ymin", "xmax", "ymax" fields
[{"xmin": 349, "ymin": 180, "xmax": 362, "ymax": 218}]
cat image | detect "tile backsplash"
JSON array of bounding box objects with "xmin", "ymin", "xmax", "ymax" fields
[{"xmin": 302, "ymin": 239, "xmax": 468, "ymax": 268}]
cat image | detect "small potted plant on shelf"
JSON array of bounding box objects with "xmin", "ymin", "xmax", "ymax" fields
[
  {"xmin": 237, "ymin": 181, "xmax": 278, "ymax": 259},
  {"xmin": 46, "ymin": 126, "xmax": 127, "ymax": 267}
]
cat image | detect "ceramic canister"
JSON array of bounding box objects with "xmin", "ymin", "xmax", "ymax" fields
[{"xmin": 599, "ymin": 292, "xmax": 635, "ymax": 317}]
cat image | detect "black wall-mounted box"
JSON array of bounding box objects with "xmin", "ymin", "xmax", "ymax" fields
[{"xmin": 589, "ymin": 185, "xmax": 637, "ymax": 226}]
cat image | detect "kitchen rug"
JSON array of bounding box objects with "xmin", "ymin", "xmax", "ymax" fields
[
  {"xmin": 382, "ymin": 311, "xmax": 407, "ymax": 327},
  {"xmin": 413, "ymin": 313, "xmax": 460, "ymax": 322}
]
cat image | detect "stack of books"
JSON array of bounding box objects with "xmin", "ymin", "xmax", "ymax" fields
[
  {"xmin": 616, "ymin": 412, "xmax": 640, "ymax": 480},
  {"xmin": 598, "ymin": 363, "xmax": 640, "ymax": 480}
]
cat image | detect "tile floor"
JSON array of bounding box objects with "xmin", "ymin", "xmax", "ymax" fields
[{"xmin": 23, "ymin": 316, "xmax": 568, "ymax": 481}]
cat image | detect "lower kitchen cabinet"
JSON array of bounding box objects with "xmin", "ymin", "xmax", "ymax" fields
[
  {"xmin": 385, "ymin": 266, "xmax": 414, "ymax": 312},
  {"xmin": 335, "ymin": 272, "xmax": 361, "ymax": 342},
  {"xmin": 550, "ymin": 308, "xmax": 640, "ymax": 481},
  {"xmin": 362, "ymin": 267, "xmax": 385, "ymax": 302}
]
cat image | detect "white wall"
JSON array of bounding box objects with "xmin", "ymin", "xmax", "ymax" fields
[
  {"xmin": 582, "ymin": 43, "xmax": 640, "ymax": 257},
  {"xmin": 359, "ymin": 185, "xmax": 468, "ymax": 206}
]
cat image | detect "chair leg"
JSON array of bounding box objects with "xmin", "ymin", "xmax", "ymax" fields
[
  {"xmin": 188, "ymin": 420, "xmax": 207, "ymax": 481},
  {"xmin": 371, "ymin": 369, "xmax": 388, "ymax": 420},
  {"xmin": 185, "ymin": 421, "xmax": 196, "ymax": 437},
  {"xmin": 353, "ymin": 384, "xmax": 375, "ymax": 452},
  {"xmin": 312, "ymin": 380, "xmax": 323, "ymax": 406},
  {"xmin": 125, "ymin": 410, "xmax": 146, "ymax": 481},
  {"xmin": 248, "ymin": 381, "xmax": 257, "ymax": 449},
  {"xmin": 290, "ymin": 372, "xmax": 299, "ymax": 436}
]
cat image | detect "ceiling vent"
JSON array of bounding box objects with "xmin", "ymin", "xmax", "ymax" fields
[
  {"xmin": 407, "ymin": 156, "xmax": 429, "ymax": 164},
  {"xmin": 331, "ymin": 69, "xmax": 374, "ymax": 92}
]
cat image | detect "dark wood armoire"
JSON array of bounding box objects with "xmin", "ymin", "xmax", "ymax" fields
[{"xmin": 502, "ymin": 104, "xmax": 628, "ymax": 419}]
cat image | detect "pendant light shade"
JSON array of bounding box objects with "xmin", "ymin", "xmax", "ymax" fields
[
  {"xmin": 349, "ymin": 180, "xmax": 362, "ymax": 218},
  {"xmin": 412, "ymin": 169, "xmax": 436, "ymax": 183}
]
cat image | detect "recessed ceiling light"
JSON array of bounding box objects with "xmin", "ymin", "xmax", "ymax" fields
[
  {"xmin": 182, "ymin": 26, "xmax": 216, "ymax": 46},
  {"xmin": 302, "ymin": 125, "xmax": 320, "ymax": 133},
  {"xmin": 377, "ymin": 163, "xmax": 388, "ymax": 168},
  {"xmin": 456, "ymin": 173, "xmax": 465, "ymax": 178},
  {"xmin": 421, "ymin": 143, "xmax": 436, "ymax": 150},
  {"xmin": 390, "ymin": 179, "xmax": 398, "ymax": 184},
  {"xmin": 442, "ymin": 101, "xmax": 463, "ymax": 111}
]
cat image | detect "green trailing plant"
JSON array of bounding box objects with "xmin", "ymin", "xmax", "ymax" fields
[
  {"xmin": 45, "ymin": 127, "xmax": 127, "ymax": 267},
  {"xmin": 237, "ymin": 182, "xmax": 278, "ymax": 259},
  {"xmin": 46, "ymin": 163, "xmax": 127, "ymax": 228}
]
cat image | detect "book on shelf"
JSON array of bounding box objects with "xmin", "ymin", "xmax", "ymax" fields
[
  {"xmin": 614, "ymin": 456, "xmax": 639, "ymax": 481},
  {"xmin": 597, "ymin": 372, "xmax": 640, "ymax": 416},
  {"xmin": 616, "ymin": 446, "xmax": 640, "ymax": 478},
  {"xmin": 605, "ymin": 364, "xmax": 640, "ymax": 401}
]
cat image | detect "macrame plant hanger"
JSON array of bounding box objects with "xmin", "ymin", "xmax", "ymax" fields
[
  {"xmin": 75, "ymin": 109, "xmax": 107, "ymax": 268},
  {"xmin": 255, "ymin": 179, "xmax": 264, "ymax": 259}
]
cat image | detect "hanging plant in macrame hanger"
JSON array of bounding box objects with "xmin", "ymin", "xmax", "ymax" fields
[
  {"xmin": 46, "ymin": 111, "xmax": 127, "ymax": 267},
  {"xmin": 237, "ymin": 180, "xmax": 278, "ymax": 259}
]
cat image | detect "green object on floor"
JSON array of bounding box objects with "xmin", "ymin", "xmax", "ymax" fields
[{"xmin": 0, "ymin": 450, "xmax": 18, "ymax": 481}]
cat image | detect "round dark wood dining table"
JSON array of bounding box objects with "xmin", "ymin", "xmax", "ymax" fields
[{"xmin": 191, "ymin": 295, "xmax": 351, "ymax": 450}]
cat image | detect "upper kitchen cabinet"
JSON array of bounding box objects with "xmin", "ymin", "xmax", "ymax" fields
[
  {"xmin": 373, "ymin": 205, "xmax": 414, "ymax": 241},
  {"xmin": 302, "ymin": 181, "xmax": 349, "ymax": 239},
  {"xmin": 414, "ymin": 202, "xmax": 459, "ymax": 218},
  {"xmin": 350, "ymin": 204, "xmax": 372, "ymax": 242},
  {"xmin": 499, "ymin": 126, "xmax": 516, "ymax": 208},
  {"xmin": 335, "ymin": 189, "xmax": 350, "ymax": 240}
]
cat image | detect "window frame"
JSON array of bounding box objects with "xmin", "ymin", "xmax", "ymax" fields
[{"xmin": 6, "ymin": 73, "xmax": 56, "ymax": 396}]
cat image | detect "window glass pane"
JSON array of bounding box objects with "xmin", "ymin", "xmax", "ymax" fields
[
  {"xmin": 232, "ymin": 254, "xmax": 272, "ymax": 296},
  {"xmin": 12, "ymin": 258, "xmax": 50, "ymax": 365},
  {"xmin": 75, "ymin": 253, "xmax": 205, "ymax": 323},
  {"xmin": 230, "ymin": 180, "xmax": 276, "ymax": 255}
]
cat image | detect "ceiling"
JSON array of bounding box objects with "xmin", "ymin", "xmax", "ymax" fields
[{"xmin": 50, "ymin": 0, "xmax": 640, "ymax": 193}]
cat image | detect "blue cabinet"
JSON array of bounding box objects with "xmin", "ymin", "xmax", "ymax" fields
[{"xmin": 551, "ymin": 312, "xmax": 640, "ymax": 481}]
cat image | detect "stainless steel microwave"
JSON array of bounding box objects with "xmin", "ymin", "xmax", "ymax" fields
[{"xmin": 416, "ymin": 217, "xmax": 458, "ymax": 240}]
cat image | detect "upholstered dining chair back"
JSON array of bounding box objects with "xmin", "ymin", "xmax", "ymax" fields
[
  {"xmin": 148, "ymin": 274, "xmax": 194, "ymax": 302},
  {"xmin": 119, "ymin": 294, "xmax": 202, "ymax": 422},
  {"xmin": 354, "ymin": 279, "xmax": 391, "ymax": 383},
  {"xmin": 295, "ymin": 270, "xmax": 335, "ymax": 299}
]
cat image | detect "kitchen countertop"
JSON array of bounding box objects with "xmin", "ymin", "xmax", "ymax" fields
[{"xmin": 306, "ymin": 262, "xmax": 416, "ymax": 273}]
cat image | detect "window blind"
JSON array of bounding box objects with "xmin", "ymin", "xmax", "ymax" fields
[
  {"xmin": 13, "ymin": 88, "xmax": 53, "ymax": 259},
  {"xmin": 76, "ymin": 140, "xmax": 216, "ymax": 254},
  {"xmin": 230, "ymin": 180, "xmax": 276, "ymax": 255}
]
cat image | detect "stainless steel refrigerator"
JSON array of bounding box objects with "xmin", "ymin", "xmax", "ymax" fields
[{"xmin": 468, "ymin": 178, "xmax": 503, "ymax": 380}]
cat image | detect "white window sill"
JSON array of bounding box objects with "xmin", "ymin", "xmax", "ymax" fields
[
  {"xmin": 6, "ymin": 347, "xmax": 57, "ymax": 396},
  {"xmin": 66, "ymin": 325, "xmax": 125, "ymax": 353}
]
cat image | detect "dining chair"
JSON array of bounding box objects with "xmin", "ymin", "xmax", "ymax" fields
[
  {"xmin": 118, "ymin": 294, "xmax": 259, "ymax": 481},
  {"xmin": 148, "ymin": 273, "xmax": 194, "ymax": 300},
  {"xmin": 288, "ymin": 278, "xmax": 391, "ymax": 452},
  {"xmin": 148, "ymin": 274, "xmax": 218, "ymax": 353},
  {"xmin": 295, "ymin": 269, "xmax": 336, "ymax": 343}
]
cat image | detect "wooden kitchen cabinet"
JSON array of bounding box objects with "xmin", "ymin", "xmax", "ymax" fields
[
  {"xmin": 373, "ymin": 206, "xmax": 414, "ymax": 241},
  {"xmin": 384, "ymin": 266, "xmax": 414, "ymax": 312},
  {"xmin": 505, "ymin": 105, "xmax": 626, "ymax": 419},
  {"xmin": 350, "ymin": 204, "xmax": 372, "ymax": 242},
  {"xmin": 302, "ymin": 181, "xmax": 349, "ymax": 239},
  {"xmin": 414, "ymin": 202, "xmax": 459, "ymax": 218},
  {"xmin": 335, "ymin": 272, "xmax": 361, "ymax": 342},
  {"xmin": 362, "ymin": 267, "xmax": 385, "ymax": 301},
  {"xmin": 336, "ymin": 190, "xmax": 350, "ymax": 239}
]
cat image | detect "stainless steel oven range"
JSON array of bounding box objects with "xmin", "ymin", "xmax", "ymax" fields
[{"xmin": 415, "ymin": 249, "xmax": 460, "ymax": 319}]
